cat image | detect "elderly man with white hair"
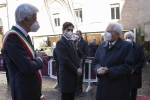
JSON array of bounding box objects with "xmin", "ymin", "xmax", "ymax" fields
[
  {"xmin": 1, "ymin": 3, "xmax": 47, "ymax": 100},
  {"xmin": 124, "ymin": 31, "xmax": 145, "ymax": 100},
  {"xmin": 92, "ymin": 22, "xmax": 134, "ymax": 100}
]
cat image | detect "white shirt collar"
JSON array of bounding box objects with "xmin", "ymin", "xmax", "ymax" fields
[
  {"xmin": 63, "ymin": 35, "xmax": 70, "ymax": 40},
  {"xmin": 109, "ymin": 39, "xmax": 118, "ymax": 45},
  {"xmin": 15, "ymin": 24, "xmax": 28, "ymax": 37}
]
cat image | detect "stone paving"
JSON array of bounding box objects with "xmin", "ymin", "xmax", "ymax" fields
[{"xmin": 0, "ymin": 64, "xmax": 150, "ymax": 100}]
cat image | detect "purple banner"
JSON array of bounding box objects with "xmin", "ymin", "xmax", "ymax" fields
[
  {"xmin": 85, "ymin": 57, "xmax": 96, "ymax": 79},
  {"xmin": 42, "ymin": 56, "xmax": 53, "ymax": 76}
]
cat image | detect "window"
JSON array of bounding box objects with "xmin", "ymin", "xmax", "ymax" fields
[
  {"xmin": 54, "ymin": 18, "xmax": 60, "ymax": 27},
  {"xmin": 75, "ymin": 9, "xmax": 83, "ymax": 23},
  {"xmin": 110, "ymin": 4, "xmax": 120, "ymax": 20},
  {"xmin": 53, "ymin": 13, "xmax": 60, "ymax": 27}
]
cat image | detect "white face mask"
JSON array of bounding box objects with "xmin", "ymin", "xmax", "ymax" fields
[
  {"xmin": 30, "ymin": 21, "xmax": 40, "ymax": 32},
  {"xmin": 66, "ymin": 31, "xmax": 73, "ymax": 39},
  {"xmin": 126, "ymin": 39, "xmax": 132, "ymax": 43},
  {"xmin": 75, "ymin": 35, "xmax": 79, "ymax": 39},
  {"xmin": 104, "ymin": 32, "xmax": 112, "ymax": 41}
]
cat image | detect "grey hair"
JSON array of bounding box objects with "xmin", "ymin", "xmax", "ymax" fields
[
  {"xmin": 15, "ymin": 3, "xmax": 39, "ymax": 24},
  {"xmin": 108, "ymin": 22, "xmax": 123, "ymax": 36},
  {"xmin": 124, "ymin": 31, "xmax": 134, "ymax": 39},
  {"xmin": 101, "ymin": 34, "xmax": 104, "ymax": 42},
  {"xmin": 92, "ymin": 38, "xmax": 96, "ymax": 43}
]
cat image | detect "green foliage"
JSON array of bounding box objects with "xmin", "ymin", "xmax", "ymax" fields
[
  {"xmin": 143, "ymin": 48, "xmax": 149, "ymax": 58},
  {"xmin": 136, "ymin": 24, "xmax": 149, "ymax": 58},
  {"xmin": 39, "ymin": 42, "xmax": 47, "ymax": 48},
  {"xmin": 136, "ymin": 25, "xmax": 145, "ymax": 45},
  {"xmin": 44, "ymin": 48, "xmax": 51, "ymax": 55}
]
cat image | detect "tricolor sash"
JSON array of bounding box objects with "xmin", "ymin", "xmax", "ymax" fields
[{"xmin": 2, "ymin": 29, "xmax": 45, "ymax": 100}]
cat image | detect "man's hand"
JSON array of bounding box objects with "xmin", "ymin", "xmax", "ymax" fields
[
  {"xmin": 103, "ymin": 67, "xmax": 108, "ymax": 73},
  {"xmin": 77, "ymin": 68, "xmax": 82, "ymax": 76},
  {"xmin": 97, "ymin": 67, "xmax": 108, "ymax": 75},
  {"xmin": 36, "ymin": 52, "xmax": 42, "ymax": 58},
  {"xmin": 131, "ymin": 70, "xmax": 134, "ymax": 74},
  {"xmin": 147, "ymin": 62, "xmax": 149, "ymax": 65},
  {"xmin": 36, "ymin": 51, "xmax": 48, "ymax": 61},
  {"xmin": 42, "ymin": 52, "xmax": 48, "ymax": 61}
]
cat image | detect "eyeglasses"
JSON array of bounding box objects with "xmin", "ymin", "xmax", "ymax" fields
[{"xmin": 67, "ymin": 29, "xmax": 73, "ymax": 32}]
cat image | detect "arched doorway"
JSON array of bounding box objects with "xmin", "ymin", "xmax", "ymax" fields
[{"xmin": 47, "ymin": 0, "xmax": 68, "ymax": 33}]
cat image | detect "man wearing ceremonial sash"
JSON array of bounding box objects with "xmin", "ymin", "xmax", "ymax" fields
[{"xmin": 1, "ymin": 3, "xmax": 47, "ymax": 100}]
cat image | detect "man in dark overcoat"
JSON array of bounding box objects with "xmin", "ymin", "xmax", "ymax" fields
[
  {"xmin": 88, "ymin": 38, "xmax": 98, "ymax": 57},
  {"xmin": 56, "ymin": 22, "xmax": 82, "ymax": 100},
  {"xmin": 1, "ymin": 4, "xmax": 47, "ymax": 100},
  {"xmin": 53, "ymin": 48, "xmax": 60, "ymax": 86},
  {"xmin": 92, "ymin": 22, "xmax": 134, "ymax": 100},
  {"xmin": 75, "ymin": 30, "xmax": 88, "ymax": 96},
  {"xmin": 124, "ymin": 31, "xmax": 145, "ymax": 100}
]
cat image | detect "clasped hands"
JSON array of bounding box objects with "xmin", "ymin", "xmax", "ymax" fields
[
  {"xmin": 36, "ymin": 51, "xmax": 48, "ymax": 61},
  {"xmin": 77, "ymin": 68, "xmax": 82, "ymax": 76},
  {"xmin": 97, "ymin": 67, "xmax": 108, "ymax": 75}
]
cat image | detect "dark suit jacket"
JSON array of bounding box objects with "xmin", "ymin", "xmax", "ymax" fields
[
  {"xmin": 2, "ymin": 26, "xmax": 43, "ymax": 100},
  {"xmin": 78, "ymin": 37, "xmax": 88, "ymax": 60},
  {"xmin": 53, "ymin": 48, "xmax": 59, "ymax": 72},
  {"xmin": 88, "ymin": 43, "xmax": 98, "ymax": 57},
  {"xmin": 56, "ymin": 36, "xmax": 79, "ymax": 93},
  {"xmin": 129, "ymin": 42, "xmax": 145, "ymax": 88}
]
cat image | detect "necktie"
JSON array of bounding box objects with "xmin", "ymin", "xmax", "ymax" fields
[
  {"xmin": 109, "ymin": 43, "xmax": 113, "ymax": 49},
  {"xmin": 27, "ymin": 35, "xmax": 32, "ymax": 46},
  {"xmin": 68, "ymin": 40, "xmax": 73, "ymax": 48}
]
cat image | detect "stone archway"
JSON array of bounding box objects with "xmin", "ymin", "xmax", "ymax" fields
[
  {"xmin": 46, "ymin": 0, "xmax": 69, "ymax": 11},
  {"xmin": 44, "ymin": 0, "xmax": 73, "ymax": 33}
]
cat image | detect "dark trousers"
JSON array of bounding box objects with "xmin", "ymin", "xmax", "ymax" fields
[
  {"xmin": 76, "ymin": 60, "xmax": 85, "ymax": 93},
  {"xmin": 6, "ymin": 70, "xmax": 9, "ymax": 85},
  {"xmin": 130, "ymin": 88, "xmax": 137, "ymax": 100},
  {"xmin": 57, "ymin": 71, "xmax": 59, "ymax": 86},
  {"xmin": 3, "ymin": 66, "xmax": 9, "ymax": 85},
  {"xmin": 61, "ymin": 92, "xmax": 75, "ymax": 100},
  {"xmin": 55, "ymin": 62, "xmax": 59, "ymax": 86}
]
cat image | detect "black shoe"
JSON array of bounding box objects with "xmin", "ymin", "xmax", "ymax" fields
[
  {"xmin": 77, "ymin": 93, "xmax": 83, "ymax": 97},
  {"xmin": 77, "ymin": 90, "xmax": 84, "ymax": 97},
  {"xmin": 75, "ymin": 93, "xmax": 78, "ymax": 96}
]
